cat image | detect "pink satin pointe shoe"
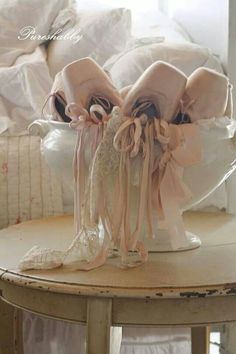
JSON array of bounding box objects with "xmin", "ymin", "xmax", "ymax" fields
[
  {"xmin": 44, "ymin": 71, "xmax": 71, "ymax": 123},
  {"xmin": 120, "ymin": 85, "xmax": 132, "ymax": 99},
  {"xmin": 174, "ymin": 67, "xmax": 233, "ymax": 124},
  {"xmin": 61, "ymin": 57, "xmax": 122, "ymax": 127},
  {"xmin": 114, "ymin": 61, "xmax": 187, "ymax": 158},
  {"xmin": 122, "ymin": 61, "xmax": 187, "ymax": 123}
]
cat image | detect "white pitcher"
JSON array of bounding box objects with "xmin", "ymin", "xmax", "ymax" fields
[{"xmin": 29, "ymin": 117, "xmax": 236, "ymax": 252}]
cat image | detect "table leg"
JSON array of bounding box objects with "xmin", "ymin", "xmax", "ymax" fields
[
  {"xmin": 191, "ymin": 326, "xmax": 210, "ymax": 354},
  {"xmin": 13, "ymin": 309, "xmax": 24, "ymax": 354},
  {"xmin": 86, "ymin": 298, "xmax": 121, "ymax": 354},
  {"xmin": 0, "ymin": 298, "xmax": 14, "ymax": 354},
  {"xmin": 222, "ymin": 323, "xmax": 236, "ymax": 354}
]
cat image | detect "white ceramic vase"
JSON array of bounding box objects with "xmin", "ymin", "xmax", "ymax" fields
[{"xmin": 29, "ymin": 118, "xmax": 236, "ymax": 252}]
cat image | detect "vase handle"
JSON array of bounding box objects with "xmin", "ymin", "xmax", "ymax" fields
[{"xmin": 28, "ymin": 120, "xmax": 50, "ymax": 139}]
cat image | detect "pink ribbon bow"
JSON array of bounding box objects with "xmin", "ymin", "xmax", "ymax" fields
[{"xmin": 65, "ymin": 102, "xmax": 110, "ymax": 130}]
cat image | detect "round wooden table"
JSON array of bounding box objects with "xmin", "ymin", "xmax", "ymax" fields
[{"xmin": 1, "ymin": 211, "xmax": 236, "ymax": 354}]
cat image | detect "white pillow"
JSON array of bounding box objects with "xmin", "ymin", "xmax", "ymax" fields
[
  {"xmin": 131, "ymin": 8, "xmax": 191, "ymax": 42},
  {"xmin": 0, "ymin": 0, "xmax": 69, "ymax": 67},
  {"xmin": 104, "ymin": 42, "xmax": 223, "ymax": 89},
  {"xmin": 14, "ymin": 45, "xmax": 47, "ymax": 65},
  {"xmin": 0, "ymin": 60, "xmax": 53, "ymax": 135},
  {"xmin": 47, "ymin": 8, "xmax": 132, "ymax": 78}
]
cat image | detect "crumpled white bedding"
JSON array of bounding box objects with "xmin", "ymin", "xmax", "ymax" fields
[
  {"xmin": 23, "ymin": 313, "xmax": 191, "ymax": 354},
  {"xmin": 0, "ymin": 0, "xmax": 69, "ymax": 67},
  {"xmin": 0, "ymin": 47, "xmax": 52, "ymax": 135},
  {"xmin": 104, "ymin": 41, "xmax": 223, "ymax": 89},
  {"xmin": 121, "ymin": 327, "xmax": 191, "ymax": 354}
]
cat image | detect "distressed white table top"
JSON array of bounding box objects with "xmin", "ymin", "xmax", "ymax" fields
[{"xmin": 0, "ymin": 212, "xmax": 236, "ymax": 299}]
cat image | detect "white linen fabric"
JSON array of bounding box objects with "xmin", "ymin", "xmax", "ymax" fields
[
  {"xmin": 121, "ymin": 327, "xmax": 191, "ymax": 354},
  {"xmin": 47, "ymin": 7, "xmax": 132, "ymax": 78},
  {"xmin": 23, "ymin": 313, "xmax": 191, "ymax": 354},
  {"xmin": 104, "ymin": 42, "xmax": 223, "ymax": 89},
  {"xmin": 0, "ymin": 0, "xmax": 69, "ymax": 67},
  {"xmin": 130, "ymin": 7, "xmax": 191, "ymax": 42},
  {"xmin": 0, "ymin": 58, "xmax": 53, "ymax": 135},
  {"xmin": 0, "ymin": 135, "xmax": 63, "ymax": 230},
  {"xmin": 23, "ymin": 313, "xmax": 86, "ymax": 354},
  {"xmin": 75, "ymin": 1, "xmax": 191, "ymax": 42},
  {"xmin": 14, "ymin": 45, "xmax": 48, "ymax": 65}
]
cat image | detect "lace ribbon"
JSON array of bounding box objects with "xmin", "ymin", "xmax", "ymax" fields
[
  {"xmin": 19, "ymin": 99, "xmax": 112, "ymax": 271},
  {"xmin": 65, "ymin": 98, "xmax": 113, "ymax": 269}
]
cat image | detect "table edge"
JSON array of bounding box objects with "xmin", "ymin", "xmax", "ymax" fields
[{"xmin": 1, "ymin": 270, "xmax": 236, "ymax": 299}]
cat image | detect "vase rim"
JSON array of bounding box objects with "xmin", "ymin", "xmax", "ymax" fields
[{"xmin": 47, "ymin": 120, "xmax": 72, "ymax": 131}]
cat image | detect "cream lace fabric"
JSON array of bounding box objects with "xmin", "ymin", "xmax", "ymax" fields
[
  {"xmin": 19, "ymin": 111, "xmax": 120, "ymax": 271},
  {"xmin": 19, "ymin": 109, "xmax": 122, "ymax": 271}
]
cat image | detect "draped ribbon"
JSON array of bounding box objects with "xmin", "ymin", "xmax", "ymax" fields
[
  {"xmin": 114, "ymin": 110, "xmax": 202, "ymax": 254},
  {"xmin": 19, "ymin": 105, "xmax": 202, "ymax": 272},
  {"xmin": 152, "ymin": 119, "xmax": 201, "ymax": 249},
  {"xmin": 113, "ymin": 110, "xmax": 154, "ymax": 265},
  {"xmin": 64, "ymin": 98, "xmax": 112, "ymax": 269}
]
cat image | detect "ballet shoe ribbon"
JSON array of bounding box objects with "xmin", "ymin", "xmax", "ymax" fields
[
  {"xmin": 114, "ymin": 115, "xmax": 147, "ymax": 157},
  {"xmin": 65, "ymin": 102, "xmax": 110, "ymax": 130},
  {"xmin": 153, "ymin": 120, "xmax": 201, "ymax": 248}
]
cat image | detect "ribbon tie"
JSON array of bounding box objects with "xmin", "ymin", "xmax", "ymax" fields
[
  {"xmin": 114, "ymin": 110, "xmax": 202, "ymax": 254},
  {"xmin": 113, "ymin": 109, "xmax": 157, "ymax": 264},
  {"xmin": 159, "ymin": 149, "xmax": 172, "ymax": 170},
  {"xmin": 153, "ymin": 119, "xmax": 201, "ymax": 249},
  {"xmin": 65, "ymin": 100, "xmax": 110, "ymax": 130}
]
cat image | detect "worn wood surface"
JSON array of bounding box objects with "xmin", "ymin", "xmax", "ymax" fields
[
  {"xmin": 0, "ymin": 212, "xmax": 236, "ymax": 354},
  {"xmin": 1, "ymin": 212, "xmax": 236, "ymax": 299},
  {"xmin": 112, "ymin": 296, "xmax": 236, "ymax": 326},
  {"xmin": 222, "ymin": 323, "xmax": 236, "ymax": 354},
  {"xmin": 86, "ymin": 298, "xmax": 112, "ymax": 354},
  {"xmin": 191, "ymin": 327, "xmax": 210, "ymax": 354},
  {"xmin": 13, "ymin": 309, "xmax": 24, "ymax": 354},
  {"xmin": 0, "ymin": 280, "xmax": 87, "ymax": 324},
  {"xmin": 0, "ymin": 298, "xmax": 14, "ymax": 354}
]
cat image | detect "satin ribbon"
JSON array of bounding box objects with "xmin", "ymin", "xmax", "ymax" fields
[
  {"xmin": 65, "ymin": 101, "xmax": 110, "ymax": 130},
  {"xmin": 113, "ymin": 114, "xmax": 153, "ymax": 265},
  {"xmin": 114, "ymin": 113, "xmax": 202, "ymax": 254},
  {"xmin": 153, "ymin": 119, "xmax": 201, "ymax": 249},
  {"xmin": 114, "ymin": 117, "xmax": 144, "ymax": 157}
]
